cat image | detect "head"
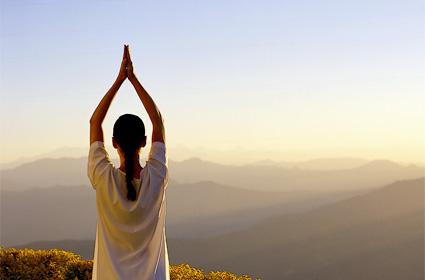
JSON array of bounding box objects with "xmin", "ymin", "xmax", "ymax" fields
[{"xmin": 112, "ymin": 114, "xmax": 146, "ymax": 201}]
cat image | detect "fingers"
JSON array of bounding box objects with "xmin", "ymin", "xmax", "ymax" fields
[
  {"xmin": 126, "ymin": 45, "xmax": 132, "ymax": 62},
  {"xmin": 124, "ymin": 44, "xmax": 128, "ymax": 59},
  {"xmin": 121, "ymin": 55, "xmax": 127, "ymax": 65},
  {"xmin": 120, "ymin": 45, "xmax": 128, "ymax": 66}
]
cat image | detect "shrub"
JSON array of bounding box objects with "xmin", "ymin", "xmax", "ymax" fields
[
  {"xmin": 0, "ymin": 247, "xmax": 260, "ymax": 280},
  {"xmin": 64, "ymin": 258, "xmax": 94, "ymax": 280},
  {"xmin": 0, "ymin": 247, "xmax": 87, "ymax": 280}
]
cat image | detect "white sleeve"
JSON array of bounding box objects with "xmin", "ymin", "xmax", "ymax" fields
[
  {"xmin": 146, "ymin": 141, "xmax": 169, "ymax": 187},
  {"xmin": 148, "ymin": 141, "xmax": 167, "ymax": 165},
  {"xmin": 87, "ymin": 141, "xmax": 114, "ymax": 190}
]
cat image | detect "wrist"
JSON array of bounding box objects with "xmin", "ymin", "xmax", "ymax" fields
[
  {"xmin": 128, "ymin": 75, "xmax": 137, "ymax": 83},
  {"xmin": 115, "ymin": 77, "xmax": 125, "ymax": 85}
]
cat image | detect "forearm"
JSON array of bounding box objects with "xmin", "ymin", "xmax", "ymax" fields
[
  {"xmin": 129, "ymin": 75, "xmax": 163, "ymax": 126},
  {"xmin": 90, "ymin": 78, "xmax": 123, "ymax": 124}
]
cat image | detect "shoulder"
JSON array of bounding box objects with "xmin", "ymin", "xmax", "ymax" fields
[
  {"xmin": 146, "ymin": 141, "xmax": 168, "ymax": 182},
  {"xmin": 87, "ymin": 141, "xmax": 114, "ymax": 190},
  {"xmin": 147, "ymin": 141, "xmax": 167, "ymax": 166},
  {"xmin": 89, "ymin": 140, "xmax": 102, "ymax": 147}
]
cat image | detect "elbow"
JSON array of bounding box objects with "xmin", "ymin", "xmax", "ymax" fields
[
  {"xmin": 153, "ymin": 111, "xmax": 165, "ymax": 127},
  {"xmin": 90, "ymin": 117, "xmax": 102, "ymax": 126},
  {"xmin": 158, "ymin": 113, "xmax": 165, "ymax": 126}
]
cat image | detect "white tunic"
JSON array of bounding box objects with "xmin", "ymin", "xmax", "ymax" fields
[{"xmin": 87, "ymin": 140, "xmax": 170, "ymax": 280}]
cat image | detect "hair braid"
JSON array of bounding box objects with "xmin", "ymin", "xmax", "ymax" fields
[{"xmin": 123, "ymin": 145, "xmax": 137, "ymax": 201}]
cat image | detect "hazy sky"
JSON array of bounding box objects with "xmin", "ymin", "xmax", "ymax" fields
[{"xmin": 1, "ymin": 0, "xmax": 424, "ymax": 165}]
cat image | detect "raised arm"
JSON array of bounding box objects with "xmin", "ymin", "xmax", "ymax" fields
[
  {"xmin": 125, "ymin": 45, "xmax": 165, "ymax": 144},
  {"xmin": 89, "ymin": 45, "xmax": 128, "ymax": 145}
]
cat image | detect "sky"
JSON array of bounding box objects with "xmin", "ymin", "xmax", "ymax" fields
[{"xmin": 0, "ymin": 0, "xmax": 424, "ymax": 165}]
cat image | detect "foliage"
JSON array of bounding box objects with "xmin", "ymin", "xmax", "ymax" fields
[
  {"xmin": 0, "ymin": 247, "xmax": 261, "ymax": 280},
  {"xmin": 0, "ymin": 247, "xmax": 86, "ymax": 280},
  {"xmin": 170, "ymin": 263, "xmax": 259, "ymax": 279}
]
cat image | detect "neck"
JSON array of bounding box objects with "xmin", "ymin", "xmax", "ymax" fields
[
  {"xmin": 119, "ymin": 164, "xmax": 142, "ymax": 174},
  {"xmin": 119, "ymin": 153, "xmax": 142, "ymax": 168}
]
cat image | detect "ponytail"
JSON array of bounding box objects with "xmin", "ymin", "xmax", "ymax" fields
[{"xmin": 123, "ymin": 145, "xmax": 137, "ymax": 201}]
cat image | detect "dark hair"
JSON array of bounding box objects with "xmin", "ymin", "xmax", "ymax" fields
[{"xmin": 113, "ymin": 114, "xmax": 146, "ymax": 201}]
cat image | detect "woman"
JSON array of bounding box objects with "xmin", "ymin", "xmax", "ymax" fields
[{"xmin": 87, "ymin": 44, "xmax": 169, "ymax": 280}]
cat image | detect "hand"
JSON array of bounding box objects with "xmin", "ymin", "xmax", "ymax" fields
[
  {"xmin": 116, "ymin": 44, "xmax": 128, "ymax": 83},
  {"xmin": 125, "ymin": 44, "xmax": 136, "ymax": 81}
]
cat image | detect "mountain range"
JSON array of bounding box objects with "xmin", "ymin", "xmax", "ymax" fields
[
  {"xmin": 1, "ymin": 156, "xmax": 423, "ymax": 192},
  {"xmin": 1, "ymin": 180, "xmax": 361, "ymax": 247},
  {"xmin": 8, "ymin": 177, "xmax": 424, "ymax": 280}
]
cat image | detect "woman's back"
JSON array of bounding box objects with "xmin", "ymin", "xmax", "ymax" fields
[{"xmin": 88, "ymin": 140, "xmax": 169, "ymax": 280}]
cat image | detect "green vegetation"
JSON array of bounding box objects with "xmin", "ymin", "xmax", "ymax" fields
[{"xmin": 0, "ymin": 247, "xmax": 260, "ymax": 280}]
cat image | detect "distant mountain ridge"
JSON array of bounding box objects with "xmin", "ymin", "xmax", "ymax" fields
[
  {"xmin": 2, "ymin": 155, "xmax": 422, "ymax": 192},
  {"xmin": 249, "ymin": 157, "xmax": 369, "ymax": 170},
  {"xmin": 3, "ymin": 143, "xmax": 422, "ymax": 170},
  {"xmin": 1, "ymin": 180, "xmax": 360, "ymax": 247},
  {"xmin": 1, "ymin": 146, "xmax": 422, "ymax": 170},
  {"xmin": 170, "ymin": 177, "xmax": 425, "ymax": 280},
  {"xmin": 169, "ymin": 158, "xmax": 423, "ymax": 191}
]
